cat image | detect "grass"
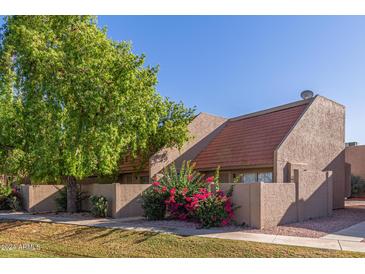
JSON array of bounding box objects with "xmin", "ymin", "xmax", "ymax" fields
[{"xmin": 0, "ymin": 220, "xmax": 364, "ymax": 258}]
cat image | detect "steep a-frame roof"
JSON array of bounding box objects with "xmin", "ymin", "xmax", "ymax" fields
[{"xmin": 193, "ymin": 99, "xmax": 313, "ymax": 170}]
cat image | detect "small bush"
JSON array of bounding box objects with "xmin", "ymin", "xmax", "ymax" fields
[
  {"xmin": 7, "ymin": 196, "xmax": 22, "ymax": 211},
  {"xmin": 142, "ymin": 187, "xmax": 168, "ymax": 220},
  {"xmin": 158, "ymin": 161, "xmax": 205, "ymax": 193},
  {"xmin": 0, "ymin": 185, "xmax": 21, "ymax": 211},
  {"xmin": 55, "ymin": 186, "xmax": 89, "ymax": 212},
  {"xmin": 89, "ymin": 195, "xmax": 108, "ymax": 217}
]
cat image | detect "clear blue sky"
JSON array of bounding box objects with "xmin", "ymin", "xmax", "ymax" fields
[
  {"xmin": 98, "ymin": 16, "xmax": 365, "ymax": 144},
  {"xmin": 1, "ymin": 16, "xmax": 364, "ymax": 143}
]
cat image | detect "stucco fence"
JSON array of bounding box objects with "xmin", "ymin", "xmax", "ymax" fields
[
  {"xmin": 19, "ymin": 170, "xmax": 333, "ymax": 228},
  {"xmin": 20, "ymin": 183, "xmax": 150, "ymax": 219}
]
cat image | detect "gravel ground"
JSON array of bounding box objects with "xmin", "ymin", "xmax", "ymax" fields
[
  {"xmin": 243, "ymin": 203, "xmax": 365, "ymax": 238},
  {"xmin": 120, "ymin": 202, "xmax": 365, "ymax": 238}
]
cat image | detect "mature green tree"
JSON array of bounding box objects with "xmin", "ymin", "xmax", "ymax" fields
[{"xmin": 0, "ymin": 16, "xmax": 194, "ymax": 211}]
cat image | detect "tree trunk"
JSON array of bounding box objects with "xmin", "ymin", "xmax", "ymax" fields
[
  {"xmin": 66, "ymin": 176, "xmax": 78, "ymax": 213},
  {"xmin": 23, "ymin": 176, "xmax": 31, "ymax": 185}
]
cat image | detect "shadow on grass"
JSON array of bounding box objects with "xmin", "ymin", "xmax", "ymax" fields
[
  {"xmin": 49, "ymin": 223, "xmax": 160, "ymax": 246},
  {"xmin": 0, "ymin": 220, "xmax": 30, "ymax": 232}
]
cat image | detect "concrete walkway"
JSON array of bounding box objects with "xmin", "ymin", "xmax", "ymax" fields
[
  {"xmin": 1, "ymin": 212, "xmax": 365, "ymax": 253},
  {"xmin": 321, "ymin": 221, "xmax": 365, "ymax": 242}
]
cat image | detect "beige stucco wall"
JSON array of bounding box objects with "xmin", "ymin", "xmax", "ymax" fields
[
  {"xmin": 81, "ymin": 183, "xmax": 151, "ymax": 218},
  {"xmin": 20, "ymin": 184, "xmax": 65, "ymax": 213},
  {"xmin": 21, "ymin": 183, "xmax": 150, "ymax": 218},
  {"xmin": 346, "ymin": 145, "xmax": 365, "ymax": 179},
  {"xmin": 274, "ymin": 95, "xmax": 346, "ymax": 209},
  {"xmin": 220, "ymin": 183, "xmax": 259, "ymax": 226},
  {"xmin": 150, "ymin": 112, "xmax": 227, "ymax": 178},
  {"xmin": 80, "ymin": 183, "xmax": 115, "ymax": 216},
  {"xmin": 295, "ymin": 169, "xmax": 333, "ymax": 221},
  {"xmin": 113, "ymin": 184, "xmax": 151, "ymax": 218},
  {"xmin": 220, "ymin": 182, "xmax": 297, "ymax": 228},
  {"xmin": 260, "ymin": 183, "xmax": 297, "ymax": 228}
]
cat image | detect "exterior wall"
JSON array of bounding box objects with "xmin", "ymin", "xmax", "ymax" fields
[
  {"xmin": 293, "ymin": 168, "xmax": 333, "ymax": 221},
  {"xmin": 118, "ymin": 173, "xmax": 150, "ymax": 184},
  {"xmin": 260, "ymin": 183, "xmax": 297, "ymax": 227},
  {"xmin": 150, "ymin": 112, "xmax": 227, "ymax": 178},
  {"xmin": 346, "ymin": 145, "xmax": 365, "ymax": 179},
  {"xmin": 220, "ymin": 183, "xmax": 259, "ymax": 227},
  {"xmin": 21, "ymin": 183, "xmax": 150, "ymax": 218},
  {"xmin": 220, "ymin": 182, "xmax": 297, "ymax": 228},
  {"xmin": 274, "ymin": 96, "xmax": 346, "ymax": 209},
  {"xmin": 80, "ymin": 184, "xmax": 115, "ymax": 216},
  {"xmin": 21, "ymin": 175, "xmax": 316, "ymax": 228},
  {"xmin": 20, "ymin": 184, "xmax": 65, "ymax": 213},
  {"xmin": 113, "ymin": 184, "xmax": 151, "ymax": 218}
]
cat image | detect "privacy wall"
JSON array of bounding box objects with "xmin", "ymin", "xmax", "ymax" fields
[
  {"xmin": 20, "ymin": 183, "xmax": 150, "ymax": 218},
  {"xmin": 20, "ymin": 168, "xmax": 333, "ymax": 229}
]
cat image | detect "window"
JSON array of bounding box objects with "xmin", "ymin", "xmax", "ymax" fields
[
  {"xmin": 243, "ymin": 173, "xmax": 257, "ymax": 183},
  {"xmin": 220, "ymin": 172, "xmax": 230, "ymax": 184},
  {"xmin": 125, "ymin": 174, "xmax": 132, "ymax": 184},
  {"xmin": 258, "ymin": 172, "xmax": 273, "ymax": 183}
]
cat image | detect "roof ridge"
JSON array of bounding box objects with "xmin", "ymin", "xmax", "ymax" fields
[
  {"xmin": 197, "ymin": 112, "xmax": 227, "ymax": 120},
  {"xmin": 229, "ymin": 97, "xmax": 314, "ymax": 122}
]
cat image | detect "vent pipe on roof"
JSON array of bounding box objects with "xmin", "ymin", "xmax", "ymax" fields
[
  {"xmin": 345, "ymin": 142, "xmax": 358, "ymax": 147},
  {"xmin": 300, "ymin": 90, "xmax": 314, "ymax": 100}
]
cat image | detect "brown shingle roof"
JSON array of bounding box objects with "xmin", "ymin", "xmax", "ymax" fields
[
  {"xmin": 193, "ymin": 101, "xmax": 310, "ymax": 169},
  {"xmin": 120, "ymin": 155, "xmax": 149, "ymax": 173}
]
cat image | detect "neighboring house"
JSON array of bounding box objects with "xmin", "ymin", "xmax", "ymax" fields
[
  {"xmin": 120, "ymin": 94, "xmax": 348, "ymax": 209},
  {"xmin": 345, "ymin": 144, "xmax": 365, "ymax": 196},
  {"xmin": 346, "ymin": 144, "xmax": 365, "ymax": 180}
]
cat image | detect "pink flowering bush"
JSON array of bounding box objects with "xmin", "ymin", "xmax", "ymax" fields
[
  {"xmin": 193, "ymin": 187, "xmax": 234, "ymax": 228},
  {"xmin": 142, "ymin": 161, "xmax": 236, "ymax": 227}
]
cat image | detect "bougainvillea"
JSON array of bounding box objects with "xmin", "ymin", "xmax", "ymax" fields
[{"xmin": 142, "ymin": 161, "xmax": 236, "ymax": 227}]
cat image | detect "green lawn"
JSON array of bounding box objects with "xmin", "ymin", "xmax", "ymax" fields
[{"xmin": 0, "ymin": 220, "xmax": 364, "ymax": 258}]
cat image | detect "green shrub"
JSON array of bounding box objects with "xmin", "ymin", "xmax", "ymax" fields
[
  {"xmin": 141, "ymin": 161, "xmax": 205, "ymax": 220},
  {"xmin": 351, "ymin": 175, "xmax": 365, "ymax": 196},
  {"xmin": 141, "ymin": 187, "xmax": 168, "ymax": 220},
  {"xmin": 89, "ymin": 195, "xmax": 108, "ymax": 217},
  {"xmin": 6, "ymin": 196, "xmax": 22, "ymax": 211},
  {"xmin": 159, "ymin": 161, "xmax": 205, "ymax": 193},
  {"xmin": 0, "ymin": 185, "xmax": 21, "ymax": 211},
  {"xmin": 55, "ymin": 186, "xmax": 89, "ymax": 212}
]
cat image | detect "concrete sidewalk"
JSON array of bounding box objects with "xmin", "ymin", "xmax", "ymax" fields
[
  {"xmin": 321, "ymin": 221, "xmax": 365, "ymax": 242},
  {"xmin": 1, "ymin": 212, "xmax": 365, "ymax": 253}
]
